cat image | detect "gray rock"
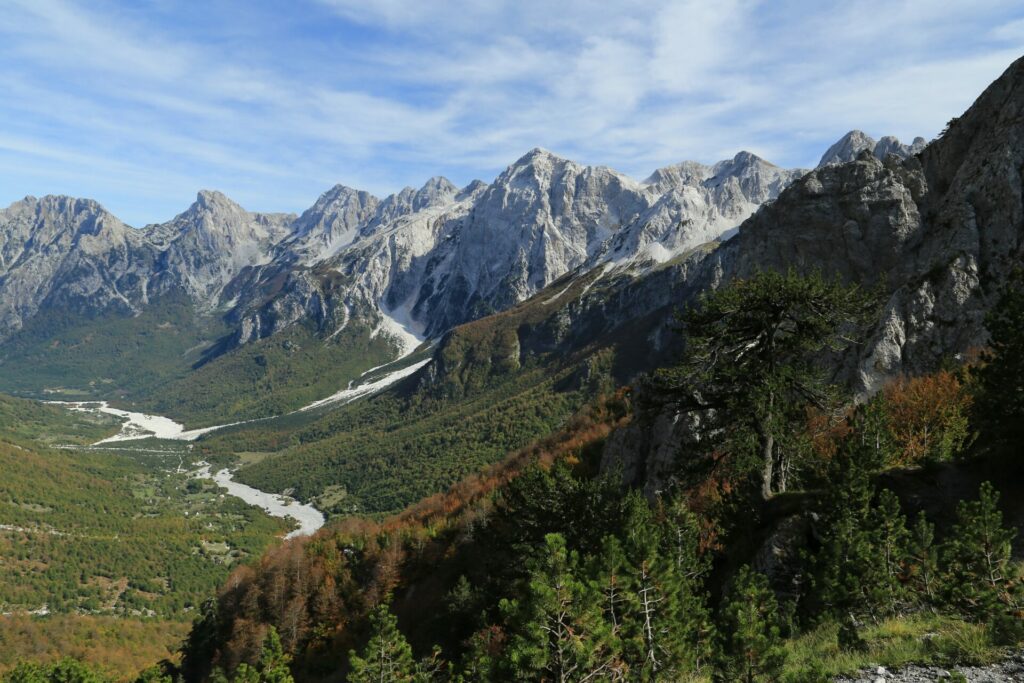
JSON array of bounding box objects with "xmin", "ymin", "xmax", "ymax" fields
[{"xmin": 835, "ymin": 651, "xmax": 1024, "ymax": 681}]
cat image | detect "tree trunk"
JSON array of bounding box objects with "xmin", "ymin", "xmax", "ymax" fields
[
  {"xmin": 759, "ymin": 393, "xmax": 776, "ymax": 501},
  {"xmin": 760, "ymin": 430, "xmax": 775, "ymax": 501},
  {"xmin": 776, "ymin": 445, "xmax": 787, "ymax": 494}
]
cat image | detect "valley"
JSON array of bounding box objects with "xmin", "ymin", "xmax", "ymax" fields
[{"xmin": 1, "ymin": 22, "xmax": 1023, "ymax": 682}]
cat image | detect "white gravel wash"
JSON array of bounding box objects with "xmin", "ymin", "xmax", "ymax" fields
[{"xmin": 194, "ymin": 463, "xmax": 324, "ymax": 539}]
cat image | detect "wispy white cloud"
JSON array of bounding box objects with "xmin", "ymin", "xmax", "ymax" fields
[{"xmin": 0, "ymin": 0, "xmax": 1021, "ymax": 224}]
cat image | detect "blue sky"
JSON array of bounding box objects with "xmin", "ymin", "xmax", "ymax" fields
[{"xmin": 2, "ymin": 0, "xmax": 1023, "ymax": 226}]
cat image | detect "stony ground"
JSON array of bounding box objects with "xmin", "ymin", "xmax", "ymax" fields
[{"xmin": 836, "ymin": 652, "xmax": 1024, "ymax": 682}]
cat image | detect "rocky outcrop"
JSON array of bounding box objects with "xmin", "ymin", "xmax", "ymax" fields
[
  {"xmin": 600, "ymin": 55, "xmax": 1024, "ymax": 492},
  {"xmin": 733, "ymin": 56, "xmax": 1024, "ymax": 393},
  {"xmin": 0, "ymin": 196, "xmax": 153, "ymax": 335}
]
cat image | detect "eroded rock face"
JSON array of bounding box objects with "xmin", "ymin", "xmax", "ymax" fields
[
  {"xmin": 0, "ymin": 191, "xmax": 293, "ymax": 338},
  {"xmin": 223, "ymin": 146, "xmax": 809, "ymax": 346},
  {"xmin": 734, "ymin": 56, "xmax": 1024, "ymax": 393},
  {"xmin": 600, "ymin": 55, "xmax": 1024, "ymax": 493},
  {"xmin": 142, "ymin": 190, "xmax": 293, "ymax": 309},
  {"xmin": 0, "ymin": 196, "xmax": 151, "ymax": 334}
]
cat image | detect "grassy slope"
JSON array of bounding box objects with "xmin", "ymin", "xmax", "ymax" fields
[{"xmin": 0, "ymin": 393, "xmax": 120, "ymax": 445}]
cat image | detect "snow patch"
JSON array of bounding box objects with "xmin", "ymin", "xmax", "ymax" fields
[{"xmin": 371, "ymin": 301, "xmax": 425, "ymax": 358}]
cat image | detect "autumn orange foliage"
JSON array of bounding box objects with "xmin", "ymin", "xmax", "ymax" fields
[{"xmin": 883, "ymin": 370, "xmax": 972, "ymax": 466}]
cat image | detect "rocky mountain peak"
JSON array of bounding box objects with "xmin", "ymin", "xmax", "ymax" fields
[
  {"xmin": 817, "ymin": 130, "xmax": 877, "ymax": 167},
  {"xmin": 642, "ymin": 161, "xmax": 713, "ymax": 191},
  {"xmin": 456, "ymin": 179, "xmax": 488, "ymax": 201},
  {"xmin": 818, "ymin": 130, "xmax": 929, "ymax": 167},
  {"xmin": 502, "ymin": 147, "xmax": 581, "ymax": 182},
  {"xmin": 294, "ymin": 185, "xmax": 378, "ymax": 234},
  {"xmin": 180, "ymin": 190, "xmax": 249, "ymax": 228},
  {"xmin": 709, "ymin": 151, "xmax": 777, "ymax": 180},
  {"xmin": 412, "ymin": 176, "xmax": 458, "ymax": 211}
]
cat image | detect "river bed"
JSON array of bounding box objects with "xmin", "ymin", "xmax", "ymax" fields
[{"xmin": 193, "ymin": 463, "xmax": 325, "ymax": 539}]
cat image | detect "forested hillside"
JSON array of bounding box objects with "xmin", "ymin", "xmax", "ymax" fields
[
  {"xmin": 0, "ymin": 396, "xmax": 292, "ymax": 678},
  {"xmin": 164, "ymin": 270, "xmax": 1024, "ymax": 683},
  {"xmin": 3, "ymin": 38, "xmax": 1024, "ymax": 683}
]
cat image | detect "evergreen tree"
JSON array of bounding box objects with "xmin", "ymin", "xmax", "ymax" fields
[
  {"xmin": 348, "ymin": 600, "xmax": 417, "ymax": 683},
  {"xmin": 806, "ymin": 434, "xmax": 917, "ymax": 638},
  {"xmin": 657, "ymin": 270, "xmax": 876, "ymax": 499},
  {"xmin": 866, "ymin": 489, "xmax": 911, "ymax": 615},
  {"xmin": 972, "ymin": 269, "xmax": 1024, "ymax": 452},
  {"xmin": 500, "ymin": 534, "xmax": 617, "ymax": 682},
  {"xmin": 459, "ymin": 625, "xmax": 506, "ymax": 682},
  {"xmin": 587, "ymin": 536, "xmax": 628, "ymax": 655},
  {"xmin": 808, "ymin": 444, "xmax": 876, "ymax": 620},
  {"xmin": 852, "ymin": 394, "xmax": 896, "ymax": 471},
  {"xmin": 180, "ymin": 599, "xmax": 220, "ymax": 683},
  {"xmin": 714, "ymin": 566, "xmax": 787, "ymax": 683},
  {"xmin": 942, "ymin": 482, "xmax": 1020, "ymax": 620},
  {"xmin": 906, "ymin": 512, "xmax": 939, "ymax": 609},
  {"xmin": 617, "ymin": 493, "xmax": 710, "ymax": 680},
  {"xmin": 231, "ymin": 628, "xmax": 293, "ymax": 683}
]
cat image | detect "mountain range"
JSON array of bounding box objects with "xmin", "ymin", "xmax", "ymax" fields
[{"xmin": 0, "ymin": 130, "xmax": 924, "ymax": 413}]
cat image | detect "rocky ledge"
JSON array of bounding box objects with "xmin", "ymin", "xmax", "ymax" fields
[{"xmin": 836, "ymin": 652, "xmax": 1024, "ymax": 682}]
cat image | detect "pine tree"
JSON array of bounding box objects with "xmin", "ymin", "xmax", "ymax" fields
[
  {"xmin": 852, "ymin": 394, "xmax": 896, "ymax": 471},
  {"xmin": 348, "ymin": 600, "xmax": 417, "ymax": 683},
  {"xmin": 714, "ymin": 566, "xmax": 787, "ymax": 683},
  {"xmin": 808, "ymin": 444, "xmax": 876, "ymax": 620},
  {"xmin": 617, "ymin": 493, "xmax": 710, "ymax": 680},
  {"xmin": 588, "ymin": 536, "xmax": 628, "ymax": 655},
  {"xmin": 500, "ymin": 534, "xmax": 617, "ymax": 682},
  {"xmin": 866, "ymin": 490, "xmax": 911, "ymax": 616},
  {"xmin": 906, "ymin": 512, "xmax": 939, "ymax": 609},
  {"xmin": 459, "ymin": 625, "xmax": 506, "ymax": 682},
  {"xmin": 659, "ymin": 497, "xmax": 715, "ymax": 670},
  {"xmin": 942, "ymin": 482, "xmax": 1020, "ymax": 620},
  {"xmin": 656, "ymin": 269, "xmax": 876, "ymax": 499},
  {"xmin": 972, "ymin": 269, "xmax": 1024, "ymax": 452},
  {"xmin": 233, "ymin": 628, "xmax": 294, "ymax": 683}
]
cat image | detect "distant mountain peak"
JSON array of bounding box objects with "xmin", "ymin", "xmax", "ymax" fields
[
  {"xmin": 510, "ymin": 147, "xmax": 572, "ymax": 170},
  {"xmin": 730, "ymin": 150, "xmax": 768, "ymax": 166},
  {"xmin": 818, "ymin": 130, "xmax": 877, "ymax": 167},
  {"xmin": 818, "ymin": 130, "xmax": 927, "ymax": 167}
]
